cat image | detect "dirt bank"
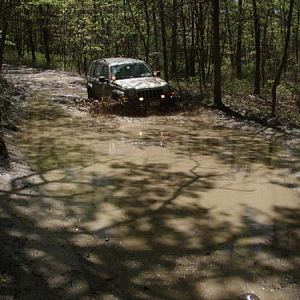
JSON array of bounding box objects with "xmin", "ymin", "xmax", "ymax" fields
[{"xmin": 0, "ymin": 74, "xmax": 25, "ymax": 169}]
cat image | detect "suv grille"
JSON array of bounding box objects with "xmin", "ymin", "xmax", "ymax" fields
[{"xmin": 137, "ymin": 89, "xmax": 162, "ymax": 101}]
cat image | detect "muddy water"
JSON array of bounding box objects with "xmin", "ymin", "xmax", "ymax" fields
[{"xmin": 2, "ymin": 66, "xmax": 300, "ymax": 299}]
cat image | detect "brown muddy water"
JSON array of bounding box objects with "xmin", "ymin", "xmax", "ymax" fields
[{"xmin": 1, "ymin": 66, "xmax": 300, "ymax": 299}]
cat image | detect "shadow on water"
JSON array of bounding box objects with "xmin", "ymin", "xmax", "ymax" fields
[{"xmin": 1, "ymin": 96, "xmax": 300, "ymax": 299}]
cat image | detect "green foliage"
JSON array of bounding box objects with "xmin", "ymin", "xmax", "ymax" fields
[
  {"xmin": 243, "ymin": 63, "xmax": 255, "ymax": 81},
  {"xmin": 277, "ymin": 83, "xmax": 293, "ymax": 97},
  {"xmin": 224, "ymin": 79, "xmax": 251, "ymax": 93}
]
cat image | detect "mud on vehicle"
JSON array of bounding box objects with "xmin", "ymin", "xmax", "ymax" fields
[{"xmin": 86, "ymin": 58, "xmax": 181, "ymax": 109}]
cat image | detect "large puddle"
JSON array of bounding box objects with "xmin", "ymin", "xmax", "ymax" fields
[{"xmin": 1, "ymin": 66, "xmax": 300, "ymax": 299}]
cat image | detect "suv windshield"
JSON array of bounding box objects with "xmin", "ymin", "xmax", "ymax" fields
[{"xmin": 111, "ymin": 63, "xmax": 152, "ymax": 80}]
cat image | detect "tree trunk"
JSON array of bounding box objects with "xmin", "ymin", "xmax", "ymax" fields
[
  {"xmin": 170, "ymin": 0, "xmax": 178, "ymax": 79},
  {"xmin": 212, "ymin": 0, "xmax": 223, "ymax": 108},
  {"xmin": 271, "ymin": 0, "xmax": 295, "ymax": 117},
  {"xmin": 189, "ymin": 5, "xmax": 196, "ymax": 77},
  {"xmin": 0, "ymin": 20, "xmax": 8, "ymax": 73},
  {"xmin": 43, "ymin": 26, "xmax": 51, "ymax": 67},
  {"xmin": 252, "ymin": 0, "xmax": 261, "ymax": 95},
  {"xmin": 0, "ymin": 135, "xmax": 9, "ymax": 166},
  {"xmin": 225, "ymin": 0, "xmax": 234, "ymax": 75},
  {"xmin": 152, "ymin": 5, "xmax": 160, "ymax": 71},
  {"xmin": 295, "ymin": 2, "xmax": 299, "ymax": 83},
  {"xmin": 142, "ymin": 0, "xmax": 150, "ymax": 63},
  {"xmin": 180, "ymin": 5, "xmax": 189, "ymax": 78},
  {"xmin": 195, "ymin": 3, "xmax": 204, "ymax": 91},
  {"xmin": 261, "ymin": 9, "xmax": 270, "ymax": 88},
  {"xmin": 158, "ymin": 0, "xmax": 168, "ymax": 81},
  {"xmin": 39, "ymin": 5, "xmax": 51, "ymax": 67},
  {"xmin": 199, "ymin": 3, "xmax": 206, "ymax": 86},
  {"xmin": 15, "ymin": 24, "xmax": 23, "ymax": 58},
  {"xmin": 28, "ymin": 21, "xmax": 36, "ymax": 63},
  {"xmin": 236, "ymin": 0, "xmax": 243, "ymax": 79},
  {"xmin": 127, "ymin": 0, "xmax": 149, "ymax": 62}
]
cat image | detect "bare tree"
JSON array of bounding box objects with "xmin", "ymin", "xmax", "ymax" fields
[
  {"xmin": 252, "ymin": 0, "xmax": 261, "ymax": 95},
  {"xmin": 212, "ymin": 0, "xmax": 224, "ymax": 109},
  {"xmin": 271, "ymin": 0, "xmax": 295, "ymax": 116},
  {"xmin": 158, "ymin": 0, "xmax": 169, "ymax": 81},
  {"xmin": 236, "ymin": 0, "xmax": 243, "ymax": 79}
]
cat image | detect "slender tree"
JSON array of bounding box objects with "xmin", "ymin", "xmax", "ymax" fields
[
  {"xmin": 252, "ymin": 0, "xmax": 261, "ymax": 95},
  {"xmin": 261, "ymin": 8, "xmax": 271, "ymax": 87},
  {"xmin": 151, "ymin": 4, "xmax": 160, "ymax": 71},
  {"xmin": 0, "ymin": 19, "xmax": 8, "ymax": 72},
  {"xmin": 225, "ymin": 0, "xmax": 234, "ymax": 75},
  {"xmin": 189, "ymin": 4, "xmax": 196, "ymax": 77},
  {"xmin": 236, "ymin": 0, "xmax": 243, "ymax": 79},
  {"xmin": 158, "ymin": 0, "xmax": 168, "ymax": 81},
  {"xmin": 271, "ymin": 0, "xmax": 295, "ymax": 116},
  {"xmin": 212, "ymin": 0, "xmax": 223, "ymax": 108},
  {"xmin": 180, "ymin": 5, "xmax": 189, "ymax": 78},
  {"xmin": 295, "ymin": 1, "xmax": 299, "ymax": 83},
  {"xmin": 170, "ymin": 0, "xmax": 178, "ymax": 78}
]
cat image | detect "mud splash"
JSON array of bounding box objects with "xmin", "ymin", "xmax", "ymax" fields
[{"xmin": 1, "ymin": 65, "xmax": 300, "ymax": 299}]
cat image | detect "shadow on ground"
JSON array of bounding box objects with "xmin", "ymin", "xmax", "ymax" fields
[
  {"xmin": 1, "ymin": 95, "xmax": 300, "ymax": 299},
  {"xmin": 1, "ymin": 148, "xmax": 300, "ymax": 299}
]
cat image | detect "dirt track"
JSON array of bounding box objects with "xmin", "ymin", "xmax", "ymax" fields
[{"xmin": 1, "ymin": 65, "xmax": 300, "ymax": 300}]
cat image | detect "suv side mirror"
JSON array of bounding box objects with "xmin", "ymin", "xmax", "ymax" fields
[
  {"xmin": 154, "ymin": 71, "xmax": 161, "ymax": 77},
  {"xmin": 99, "ymin": 76, "xmax": 107, "ymax": 83}
]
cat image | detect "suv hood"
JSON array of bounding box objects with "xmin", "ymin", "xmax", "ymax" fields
[{"xmin": 114, "ymin": 77, "xmax": 167, "ymax": 90}]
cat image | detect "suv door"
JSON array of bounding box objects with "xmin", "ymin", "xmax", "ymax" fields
[
  {"xmin": 92, "ymin": 62, "xmax": 104, "ymax": 99},
  {"xmin": 99, "ymin": 65, "xmax": 110, "ymax": 97},
  {"xmin": 87, "ymin": 62, "xmax": 96, "ymax": 98}
]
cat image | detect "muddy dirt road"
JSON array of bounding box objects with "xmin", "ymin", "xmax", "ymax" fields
[{"xmin": 1, "ymin": 66, "xmax": 300, "ymax": 299}]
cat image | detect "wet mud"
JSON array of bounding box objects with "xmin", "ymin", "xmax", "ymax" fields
[{"xmin": 0, "ymin": 65, "xmax": 300, "ymax": 299}]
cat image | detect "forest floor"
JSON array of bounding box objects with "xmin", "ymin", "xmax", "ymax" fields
[
  {"xmin": 0, "ymin": 65, "xmax": 300, "ymax": 299},
  {"xmin": 176, "ymin": 79, "xmax": 300, "ymax": 129}
]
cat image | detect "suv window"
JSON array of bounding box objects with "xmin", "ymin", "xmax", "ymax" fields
[
  {"xmin": 94, "ymin": 63, "xmax": 103, "ymax": 78},
  {"xmin": 111, "ymin": 63, "xmax": 152, "ymax": 80},
  {"xmin": 100, "ymin": 65, "xmax": 109, "ymax": 79},
  {"xmin": 88, "ymin": 62, "xmax": 95, "ymax": 77}
]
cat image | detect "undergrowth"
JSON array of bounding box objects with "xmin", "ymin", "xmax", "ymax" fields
[{"xmin": 173, "ymin": 78, "xmax": 300, "ymax": 128}]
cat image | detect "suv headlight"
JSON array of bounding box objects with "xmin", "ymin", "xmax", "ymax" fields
[
  {"xmin": 162, "ymin": 85, "xmax": 170, "ymax": 94},
  {"xmin": 126, "ymin": 88, "xmax": 136, "ymax": 98}
]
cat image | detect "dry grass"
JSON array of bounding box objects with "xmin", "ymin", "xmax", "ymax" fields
[{"xmin": 222, "ymin": 91, "xmax": 300, "ymax": 128}]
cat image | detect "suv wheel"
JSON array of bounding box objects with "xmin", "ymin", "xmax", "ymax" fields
[{"xmin": 87, "ymin": 88, "xmax": 93, "ymax": 99}]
